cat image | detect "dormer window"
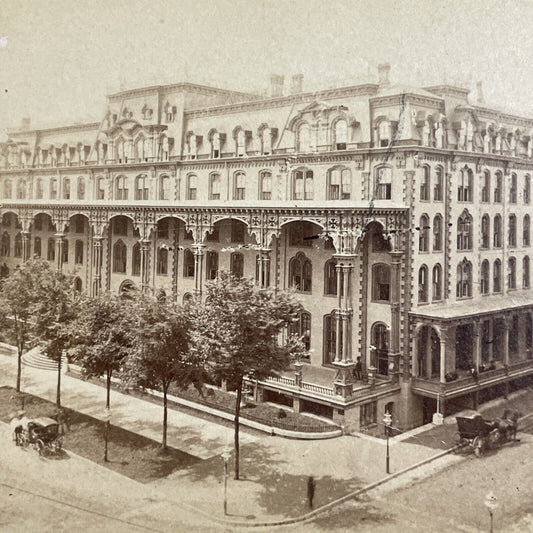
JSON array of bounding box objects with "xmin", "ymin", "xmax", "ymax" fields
[
  {"xmin": 188, "ymin": 134, "xmax": 198, "ymax": 160},
  {"xmin": 378, "ymin": 120, "xmax": 391, "ymax": 147},
  {"xmin": 142, "ymin": 104, "xmax": 153, "ymax": 121},
  {"xmin": 334, "ymin": 119, "xmax": 347, "ymax": 150},
  {"xmin": 262, "ymin": 127, "xmax": 272, "ymax": 155},
  {"xmin": 212, "ymin": 132, "xmax": 221, "ymax": 158},
  {"xmin": 236, "ymin": 129, "xmax": 246, "ymax": 157}
]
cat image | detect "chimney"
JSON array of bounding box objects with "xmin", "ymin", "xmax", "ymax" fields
[
  {"xmin": 377, "ymin": 63, "xmax": 391, "ymax": 87},
  {"xmin": 270, "ymin": 74, "xmax": 284, "ymax": 98},
  {"xmin": 290, "ymin": 74, "xmax": 304, "ymax": 94},
  {"xmin": 477, "ymin": 81, "xmax": 484, "ymax": 104},
  {"xmin": 20, "ymin": 117, "xmax": 31, "ymax": 131}
]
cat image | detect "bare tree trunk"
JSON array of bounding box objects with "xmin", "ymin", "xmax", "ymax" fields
[
  {"xmin": 16, "ymin": 342, "xmax": 22, "ymax": 393},
  {"xmin": 162, "ymin": 384, "xmax": 168, "ymax": 450},
  {"xmin": 234, "ymin": 377, "xmax": 243, "ymax": 480},
  {"xmin": 56, "ymin": 352, "xmax": 62, "ymax": 408},
  {"xmin": 106, "ymin": 371, "xmax": 111, "ymax": 409}
]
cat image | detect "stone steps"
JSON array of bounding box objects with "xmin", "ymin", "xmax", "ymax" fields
[{"xmin": 22, "ymin": 347, "xmax": 67, "ymax": 371}]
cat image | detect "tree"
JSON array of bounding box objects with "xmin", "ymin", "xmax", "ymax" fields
[
  {"xmin": 0, "ymin": 262, "xmax": 42, "ymax": 392},
  {"xmin": 29, "ymin": 258, "xmax": 80, "ymax": 407},
  {"xmin": 190, "ymin": 271, "xmax": 303, "ymax": 479},
  {"xmin": 66, "ymin": 292, "xmax": 133, "ymax": 460},
  {"xmin": 123, "ymin": 292, "xmax": 206, "ymax": 450}
]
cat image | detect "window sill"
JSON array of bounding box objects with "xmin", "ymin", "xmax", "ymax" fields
[
  {"xmin": 456, "ymin": 296, "xmax": 473, "ymax": 301},
  {"xmin": 370, "ymin": 300, "xmax": 391, "ymax": 304},
  {"xmin": 417, "ymin": 301, "xmax": 430, "ymax": 306}
]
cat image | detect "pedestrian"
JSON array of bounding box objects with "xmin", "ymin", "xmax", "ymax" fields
[
  {"xmin": 56, "ymin": 408, "xmax": 68, "ymax": 436},
  {"xmin": 307, "ymin": 476, "xmax": 316, "ymax": 509},
  {"xmin": 10, "ymin": 413, "xmax": 21, "ymax": 445},
  {"xmin": 354, "ymin": 357, "xmax": 362, "ymax": 380}
]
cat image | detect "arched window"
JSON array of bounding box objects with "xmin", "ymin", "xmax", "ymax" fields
[
  {"xmin": 50, "ymin": 178, "xmax": 58, "ymax": 200},
  {"xmin": 183, "ymin": 249, "xmax": 194, "ymax": 277},
  {"xmin": 456, "ymin": 259, "xmax": 472, "ymax": 298},
  {"xmin": 334, "ymin": 119, "xmax": 347, "ymax": 150},
  {"xmin": 75, "ymin": 240, "xmax": 84, "ymax": 265},
  {"xmin": 206, "ymin": 251, "xmax": 218, "ymax": 280},
  {"xmin": 481, "ymin": 215, "xmax": 490, "ymax": 249},
  {"xmin": 293, "ymin": 169, "xmax": 313, "ymax": 200},
  {"xmin": 1, "ymin": 232, "xmax": 10, "ymax": 256},
  {"xmin": 481, "ymin": 170, "xmax": 490, "ymax": 202},
  {"xmin": 187, "ymin": 174, "xmax": 197, "ymax": 200},
  {"xmin": 494, "ymin": 172, "xmax": 503, "ymax": 202},
  {"xmin": 136, "ymin": 136, "xmax": 145, "ymax": 162},
  {"xmin": 328, "ymin": 167, "xmax": 351, "ymax": 200},
  {"xmin": 525, "ymin": 174, "xmax": 531, "ymax": 205},
  {"xmin": 230, "ymin": 252, "xmax": 244, "ymax": 278},
  {"xmin": 260, "ymin": 171, "xmax": 272, "ymax": 200},
  {"xmin": 35, "ymin": 179, "xmax": 43, "ymax": 199},
  {"xmin": 432, "ymin": 264, "xmax": 442, "ymax": 301},
  {"xmin": 209, "ymin": 173, "xmax": 221, "ymax": 200},
  {"xmin": 458, "ymin": 168, "xmax": 473, "ymax": 201},
  {"xmin": 509, "ymin": 214, "xmax": 517, "ymax": 247},
  {"xmin": 233, "ymin": 172, "xmax": 246, "ymax": 200},
  {"xmin": 74, "ymin": 277, "xmax": 83, "ymax": 292},
  {"xmin": 96, "ymin": 176, "xmax": 106, "ymax": 200},
  {"xmin": 510, "ymin": 173, "xmax": 517, "ymax": 203},
  {"xmin": 77, "ymin": 177, "xmax": 85, "ymax": 200},
  {"xmin": 494, "ymin": 215, "xmax": 502, "ymax": 248},
  {"xmin": 116, "ymin": 138, "xmax": 124, "ymax": 163},
  {"xmin": 290, "ymin": 311, "xmax": 311, "ymax": 352},
  {"xmin": 62, "ymin": 239, "xmax": 69, "ymax": 263},
  {"xmin": 323, "ymin": 314, "xmax": 336, "ymax": 365},
  {"xmin": 372, "ymin": 263, "xmax": 390, "ymax": 302},
  {"xmin": 113, "ymin": 240, "xmax": 127, "ymax": 273},
  {"xmin": 14, "ymin": 233, "xmax": 22, "ymax": 257},
  {"xmin": 17, "ymin": 179, "xmax": 26, "ymax": 199},
  {"xmin": 62, "ymin": 178, "xmax": 70, "ymax": 200},
  {"xmin": 523, "ymin": 256, "xmax": 530, "ymax": 288},
  {"xmin": 297, "ymin": 123, "xmax": 310, "ymax": 152},
  {"xmin": 3, "ymin": 179, "xmax": 12, "ymax": 199},
  {"xmin": 493, "ymin": 259, "xmax": 502, "ymax": 293},
  {"xmin": 211, "ymin": 132, "xmax": 221, "ymax": 158},
  {"xmin": 160, "ymin": 135, "xmax": 169, "ymax": 161},
  {"xmin": 135, "ymin": 175, "xmax": 149, "ymax": 201},
  {"xmin": 34, "ymin": 237, "xmax": 41, "ymax": 258},
  {"xmin": 434, "ymin": 166, "xmax": 443, "ymax": 201},
  {"xmin": 157, "ymin": 248, "xmax": 168, "ymax": 275},
  {"xmin": 159, "ymin": 175, "xmax": 170, "ymax": 201},
  {"xmin": 372, "ymin": 323, "xmax": 389, "ymax": 375},
  {"xmin": 132, "ymin": 243, "xmax": 141, "ymax": 276},
  {"xmin": 420, "ymin": 166, "xmax": 430, "ymax": 201},
  {"xmin": 289, "ymin": 253, "xmax": 312, "ymax": 292},
  {"xmin": 47, "ymin": 238, "xmax": 55, "ymax": 261},
  {"xmin": 481, "ymin": 260, "xmax": 490, "ymax": 294},
  {"xmin": 457, "ymin": 212, "xmax": 472, "ymax": 250},
  {"xmin": 509, "ymin": 257, "xmax": 517, "ymax": 289},
  {"xmin": 419, "ymin": 215, "xmax": 430, "ymax": 252},
  {"xmin": 324, "ymin": 258, "xmax": 338, "ymax": 295},
  {"xmin": 418, "ymin": 265, "xmax": 429, "ymax": 303},
  {"xmin": 115, "ymin": 176, "xmax": 128, "ymax": 200},
  {"xmin": 524, "ymin": 215, "xmax": 531, "ymax": 246},
  {"xmin": 375, "ymin": 166, "xmax": 392, "ymax": 200}
]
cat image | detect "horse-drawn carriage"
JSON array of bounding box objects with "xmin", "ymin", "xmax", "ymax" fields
[
  {"xmin": 16, "ymin": 417, "xmax": 63, "ymax": 456},
  {"xmin": 454, "ymin": 410, "xmax": 519, "ymax": 457}
]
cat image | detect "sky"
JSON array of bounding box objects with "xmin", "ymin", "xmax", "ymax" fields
[{"xmin": 1, "ymin": 0, "xmax": 533, "ymax": 139}]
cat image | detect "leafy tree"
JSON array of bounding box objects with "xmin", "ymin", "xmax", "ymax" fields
[
  {"xmin": 123, "ymin": 292, "xmax": 206, "ymax": 450},
  {"xmin": 190, "ymin": 271, "xmax": 303, "ymax": 479},
  {"xmin": 29, "ymin": 258, "xmax": 80, "ymax": 407},
  {"xmin": 0, "ymin": 262, "xmax": 42, "ymax": 392}
]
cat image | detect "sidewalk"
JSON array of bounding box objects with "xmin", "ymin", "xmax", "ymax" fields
[{"xmin": 0, "ymin": 350, "xmax": 459, "ymax": 524}]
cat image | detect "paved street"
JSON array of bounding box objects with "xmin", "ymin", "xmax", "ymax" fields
[{"xmin": 2, "ymin": 348, "xmax": 533, "ymax": 532}]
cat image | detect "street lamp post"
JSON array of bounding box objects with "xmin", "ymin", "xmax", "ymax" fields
[
  {"xmin": 384, "ymin": 410, "xmax": 392, "ymax": 474},
  {"xmin": 103, "ymin": 407, "xmax": 111, "ymax": 462},
  {"xmin": 221, "ymin": 448, "xmax": 231, "ymax": 516},
  {"xmin": 484, "ymin": 492, "xmax": 499, "ymax": 533}
]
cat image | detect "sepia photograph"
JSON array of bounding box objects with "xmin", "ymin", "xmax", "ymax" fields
[{"xmin": 1, "ymin": 1, "xmax": 533, "ymax": 531}]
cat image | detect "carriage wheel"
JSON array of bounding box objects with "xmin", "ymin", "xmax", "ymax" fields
[
  {"xmin": 453, "ymin": 432, "xmax": 463, "ymax": 445},
  {"xmin": 473, "ymin": 436, "xmax": 485, "ymax": 457},
  {"xmin": 37, "ymin": 439, "xmax": 48, "ymax": 457}
]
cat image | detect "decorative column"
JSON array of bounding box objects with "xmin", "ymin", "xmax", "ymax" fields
[
  {"xmin": 473, "ymin": 321, "xmax": 481, "ymax": 374},
  {"xmin": 140, "ymin": 239, "xmax": 151, "ymax": 293},
  {"xmin": 21, "ymin": 231, "xmax": 31, "ymax": 262},
  {"xmin": 258, "ymin": 248, "xmax": 271, "ymax": 288},
  {"xmin": 389, "ymin": 250, "xmax": 403, "ymax": 382},
  {"xmin": 503, "ymin": 317, "xmax": 510, "ymax": 368},
  {"xmin": 55, "ymin": 234, "xmax": 65, "ymax": 272},
  {"xmin": 439, "ymin": 328, "xmax": 447, "ymax": 384},
  {"xmin": 92, "ymin": 236, "xmax": 104, "ymax": 296},
  {"xmin": 332, "ymin": 254, "xmax": 356, "ymax": 398},
  {"xmin": 192, "ymin": 243, "xmax": 206, "ymax": 298}
]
